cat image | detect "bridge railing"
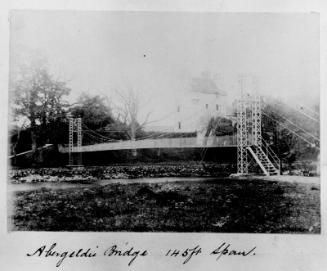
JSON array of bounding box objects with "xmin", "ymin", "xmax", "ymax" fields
[{"xmin": 59, "ymin": 135, "xmax": 237, "ymax": 153}]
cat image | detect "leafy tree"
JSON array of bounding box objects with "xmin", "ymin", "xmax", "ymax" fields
[
  {"xmin": 69, "ymin": 93, "xmax": 118, "ymax": 145},
  {"xmin": 11, "ymin": 63, "xmax": 70, "ymax": 154},
  {"xmin": 205, "ymin": 116, "xmax": 235, "ymax": 136},
  {"xmin": 262, "ymin": 99, "xmax": 319, "ymax": 169},
  {"xmin": 70, "ymin": 93, "xmax": 115, "ymax": 130}
]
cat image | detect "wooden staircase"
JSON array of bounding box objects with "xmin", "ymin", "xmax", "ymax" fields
[{"xmin": 247, "ymin": 145, "xmax": 279, "ymax": 176}]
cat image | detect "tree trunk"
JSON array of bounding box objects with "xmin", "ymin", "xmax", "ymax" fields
[
  {"xmin": 30, "ymin": 120, "xmax": 37, "ymax": 152},
  {"xmin": 130, "ymin": 119, "xmax": 137, "ymax": 157},
  {"xmin": 30, "ymin": 119, "xmax": 44, "ymax": 166}
]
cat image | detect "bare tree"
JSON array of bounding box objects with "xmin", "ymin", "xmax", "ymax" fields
[{"xmin": 114, "ymin": 87, "xmax": 152, "ymax": 156}]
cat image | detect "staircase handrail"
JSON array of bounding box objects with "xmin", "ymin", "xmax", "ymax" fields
[{"xmin": 262, "ymin": 140, "xmax": 280, "ymax": 171}]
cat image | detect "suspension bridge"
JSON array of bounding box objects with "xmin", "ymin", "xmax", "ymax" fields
[
  {"xmin": 58, "ymin": 91, "xmax": 319, "ymax": 176},
  {"xmin": 9, "ymin": 74, "xmax": 319, "ymax": 177}
]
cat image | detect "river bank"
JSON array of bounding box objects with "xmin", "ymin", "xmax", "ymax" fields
[
  {"xmin": 9, "ymin": 162, "xmax": 235, "ymax": 183},
  {"xmin": 9, "ymin": 161, "xmax": 318, "ymax": 184}
]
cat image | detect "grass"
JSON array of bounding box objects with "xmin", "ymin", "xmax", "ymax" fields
[{"xmin": 11, "ymin": 178, "xmax": 320, "ymax": 233}]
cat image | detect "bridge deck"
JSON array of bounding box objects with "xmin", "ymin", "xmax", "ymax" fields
[{"xmin": 59, "ymin": 136, "xmax": 237, "ymax": 153}]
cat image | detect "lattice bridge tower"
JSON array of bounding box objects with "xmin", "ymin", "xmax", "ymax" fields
[{"xmin": 236, "ymin": 88, "xmax": 280, "ymax": 176}]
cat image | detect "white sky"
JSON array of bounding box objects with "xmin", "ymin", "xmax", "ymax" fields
[{"xmin": 10, "ymin": 11, "xmax": 319, "ymax": 126}]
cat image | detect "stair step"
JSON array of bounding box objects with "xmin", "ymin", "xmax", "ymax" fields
[{"xmin": 248, "ymin": 146, "xmax": 279, "ymax": 176}]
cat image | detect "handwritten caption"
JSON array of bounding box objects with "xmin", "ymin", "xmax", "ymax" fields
[{"xmin": 26, "ymin": 242, "xmax": 256, "ymax": 267}]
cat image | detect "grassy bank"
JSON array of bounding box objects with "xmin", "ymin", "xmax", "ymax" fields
[{"xmin": 11, "ymin": 178, "xmax": 320, "ymax": 233}]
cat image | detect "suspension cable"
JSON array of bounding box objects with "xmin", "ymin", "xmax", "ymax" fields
[
  {"xmin": 263, "ymin": 109, "xmax": 319, "ymax": 142},
  {"xmin": 296, "ymin": 103, "xmax": 319, "ymax": 119},
  {"xmin": 262, "ymin": 112, "xmax": 319, "ymax": 149},
  {"xmin": 270, "ymin": 99, "xmax": 319, "ymax": 123}
]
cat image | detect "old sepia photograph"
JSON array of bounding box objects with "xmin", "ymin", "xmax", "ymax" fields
[{"xmin": 8, "ymin": 10, "xmax": 320, "ymax": 233}]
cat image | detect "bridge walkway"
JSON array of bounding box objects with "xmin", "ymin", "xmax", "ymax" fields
[{"xmin": 59, "ymin": 135, "xmax": 237, "ymax": 153}]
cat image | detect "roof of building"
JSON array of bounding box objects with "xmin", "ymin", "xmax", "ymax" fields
[{"xmin": 190, "ymin": 77, "xmax": 227, "ymax": 96}]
